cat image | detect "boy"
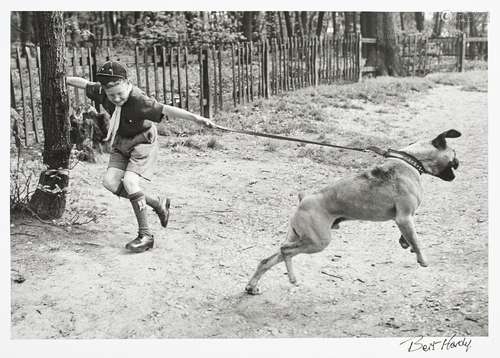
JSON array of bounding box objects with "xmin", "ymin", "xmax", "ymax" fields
[{"xmin": 67, "ymin": 61, "xmax": 215, "ymax": 253}]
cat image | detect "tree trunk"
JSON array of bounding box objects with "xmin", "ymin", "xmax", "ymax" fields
[
  {"xmin": 284, "ymin": 11, "xmax": 293, "ymax": 37},
  {"xmin": 29, "ymin": 11, "xmax": 71, "ymax": 220},
  {"xmin": 331, "ymin": 12, "xmax": 337, "ymax": 36},
  {"xmin": 301, "ymin": 12, "xmax": 309, "ymax": 36},
  {"xmin": 277, "ymin": 11, "xmax": 285, "ymax": 39},
  {"xmin": 432, "ymin": 12, "xmax": 443, "ymax": 38},
  {"xmin": 469, "ymin": 13, "xmax": 478, "ymax": 59},
  {"xmin": 345, "ymin": 12, "xmax": 357, "ymax": 34},
  {"xmin": 256, "ymin": 11, "xmax": 266, "ymax": 40},
  {"xmin": 316, "ymin": 11, "xmax": 325, "ymax": 37},
  {"xmin": 400, "ymin": 12, "xmax": 405, "ymax": 31},
  {"xmin": 20, "ymin": 11, "xmax": 34, "ymax": 46},
  {"xmin": 295, "ymin": 11, "xmax": 305, "ymax": 37},
  {"xmin": 242, "ymin": 12, "xmax": 254, "ymax": 41},
  {"xmin": 415, "ymin": 12, "xmax": 425, "ymax": 32},
  {"xmin": 361, "ymin": 12, "xmax": 402, "ymax": 76},
  {"xmin": 119, "ymin": 11, "xmax": 129, "ymax": 36}
]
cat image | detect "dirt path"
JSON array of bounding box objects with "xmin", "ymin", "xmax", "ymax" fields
[{"xmin": 11, "ymin": 84, "xmax": 488, "ymax": 338}]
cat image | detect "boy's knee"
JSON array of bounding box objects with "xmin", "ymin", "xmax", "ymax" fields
[
  {"xmin": 102, "ymin": 174, "xmax": 121, "ymax": 193},
  {"xmin": 122, "ymin": 172, "xmax": 140, "ymax": 193}
]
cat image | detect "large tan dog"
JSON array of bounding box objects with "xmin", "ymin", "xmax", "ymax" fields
[{"xmin": 245, "ymin": 129, "xmax": 461, "ymax": 295}]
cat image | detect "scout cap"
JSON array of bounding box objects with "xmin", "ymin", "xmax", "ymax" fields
[{"xmin": 96, "ymin": 61, "xmax": 128, "ymax": 86}]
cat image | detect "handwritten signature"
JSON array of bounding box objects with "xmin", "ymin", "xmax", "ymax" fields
[{"xmin": 400, "ymin": 334, "xmax": 472, "ymax": 353}]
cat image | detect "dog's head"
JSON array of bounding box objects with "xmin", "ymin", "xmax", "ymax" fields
[{"xmin": 402, "ymin": 129, "xmax": 461, "ymax": 181}]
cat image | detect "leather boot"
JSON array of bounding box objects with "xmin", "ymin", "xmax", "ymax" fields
[{"xmin": 125, "ymin": 233, "xmax": 154, "ymax": 253}]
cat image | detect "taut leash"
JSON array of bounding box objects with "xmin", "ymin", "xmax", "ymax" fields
[
  {"xmin": 212, "ymin": 124, "xmax": 429, "ymax": 175},
  {"xmin": 212, "ymin": 124, "xmax": 387, "ymax": 156}
]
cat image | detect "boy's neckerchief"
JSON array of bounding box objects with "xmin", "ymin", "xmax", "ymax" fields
[{"xmin": 104, "ymin": 86, "xmax": 132, "ymax": 144}]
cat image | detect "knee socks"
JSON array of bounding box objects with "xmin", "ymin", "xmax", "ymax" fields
[
  {"xmin": 114, "ymin": 182, "xmax": 160, "ymax": 212},
  {"xmin": 128, "ymin": 191, "xmax": 152, "ymax": 237}
]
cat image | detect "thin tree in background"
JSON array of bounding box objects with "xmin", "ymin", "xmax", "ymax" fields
[
  {"xmin": 331, "ymin": 12, "xmax": 337, "ymax": 36},
  {"xmin": 242, "ymin": 11, "xmax": 255, "ymax": 40},
  {"xmin": 284, "ymin": 11, "xmax": 293, "ymax": 37},
  {"xmin": 415, "ymin": 12, "xmax": 425, "ymax": 32},
  {"xmin": 316, "ymin": 11, "xmax": 325, "ymax": 37},
  {"xmin": 277, "ymin": 11, "xmax": 284, "ymax": 39},
  {"xmin": 432, "ymin": 12, "xmax": 443, "ymax": 37},
  {"xmin": 20, "ymin": 11, "xmax": 34, "ymax": 46},
  {"xmin": 29, "ymin": 11, "xmax": 72, "ymax": 220},
  {"xmin": 468, "ymin": 13, "xmax": 478, "ymax": 58},
  {"xmin": 361, "ymin": 12, "xmax": 402, "ymax": 76},
  {"xmin": 295, "ymin": 11, "xmax": 305, "ymax": 37},
  {"xmin": 344, "ymin": 12, "xmax": 354, "ymax": 34}
]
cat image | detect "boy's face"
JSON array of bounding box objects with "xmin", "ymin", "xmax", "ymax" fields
[{"xmin": 104, "ymin": 81, "xmax": 132, "ymax": 106}]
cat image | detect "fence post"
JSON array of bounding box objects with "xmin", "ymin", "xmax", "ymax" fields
[
  {"xmin": 201, "ymin": 46, "xmax": 210, "ymax": 118},
  {"xmin": 135, "ymin": 46, "xmax": 141, "ymax": 89},
  {"xmin": 357, "ymin": 33, "xmax": 363, "ymax": 82},
  {"xmin": 264, "ymin": 39, "xmax": 270, "ymax": 99},
  {"xmin": 459, "ymin": 32, "xmax": 466, "ymax": 72},
  {"xmin": 25, "ymin": 47, "xmax": 40, "ymax": 143},
  {"xmin": 176, "ymin": 47, "xmax": 182, "ymax": 108},
  {"xmin": 15, "ymin": 47, "xmax": 28, "ymax": 146},
  {"xmin": 314, "ymin": 37, "xmax": 319, "ymax": 86},
  {"xmin": 10, "ymin": 71, "xmax": 16, "ymax": 109}
]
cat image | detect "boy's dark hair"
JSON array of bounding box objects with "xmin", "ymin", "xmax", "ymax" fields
[{"xmin": 96, "ymin": 61, "xmax": 128, "ymax": 86}]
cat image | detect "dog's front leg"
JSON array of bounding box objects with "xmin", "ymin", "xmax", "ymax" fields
[{"xmin": 395, "ymin": 215, "xmax": 428, "ymax": 267}]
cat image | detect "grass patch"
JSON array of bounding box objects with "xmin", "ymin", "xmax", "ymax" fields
[{"xmin": 426, "ymin": 70, "xmax": 487, "ymax": 92}]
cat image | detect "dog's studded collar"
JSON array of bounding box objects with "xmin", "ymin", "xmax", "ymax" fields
[{"xmin": 384, "ymin": 149, "xmax": 428, "ymax": 175}]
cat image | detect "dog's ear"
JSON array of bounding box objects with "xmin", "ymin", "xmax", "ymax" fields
[{"xmin": 431, "ymin": 129, "xmax": 462, "ymax": 149}]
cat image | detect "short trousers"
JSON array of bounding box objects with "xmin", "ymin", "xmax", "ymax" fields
[{"xmin": 107, "ymin": 125, "xmax": 159, "ymax": 181}]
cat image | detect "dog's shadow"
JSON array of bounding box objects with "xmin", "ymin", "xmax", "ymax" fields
[{"xmin": 215, "ymin": 284, "xmax": 328, "ymax": 330}]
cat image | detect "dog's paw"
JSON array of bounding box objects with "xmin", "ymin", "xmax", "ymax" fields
[
  {"xmin": 417, "ymin": 259, "xmax": 428, "ymax": 267},
  {"xmin": 245, "ymin": 285, "xmax": 261, "ymax": 295},
  {"xmin": 399, "ymin": 236, "xmax": 410, "ymax": 249}
]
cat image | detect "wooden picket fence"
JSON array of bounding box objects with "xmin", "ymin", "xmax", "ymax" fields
[
  {"xmin": 398, "ymin": 33, "xmax": 488, "ymax": 75},
  {"xmin": 10, "ymin": 33, "xmax": 487, "ymax": 147}
]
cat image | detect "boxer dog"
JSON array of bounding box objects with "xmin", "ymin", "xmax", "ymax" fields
[{"xmin": 245, "ymin": 129, "xmax": 461, "ymax": 294}]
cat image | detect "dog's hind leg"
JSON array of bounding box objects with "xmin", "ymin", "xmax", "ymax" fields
[
  {"xmin": 245, "ymin": 226, "xmax": 303, "ymax": 294},
  {"xmin": 245, "ymin": 251, "xmax": 284, "ymax": 295}
]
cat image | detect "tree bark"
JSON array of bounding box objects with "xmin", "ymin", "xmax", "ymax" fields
[
  {"xmin": 316, "ymin": 11, "xmax": 325, "ymax": 37},
  {"xmin": 361, "ymin": 12, "xmax": 402, "ymax": 76},
  {"xmin": 30, "ymin": 11, "xmax": 71, "ymax": 220},
  {"xmin": 415, "ymin": 12, "xmax": 425, "ymax": 32}
]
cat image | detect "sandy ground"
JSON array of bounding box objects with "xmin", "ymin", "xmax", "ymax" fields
[{"xmin": 10, "ymin": 84, "xmax": 487, "ymax": 339}]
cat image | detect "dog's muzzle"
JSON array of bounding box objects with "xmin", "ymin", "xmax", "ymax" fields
[{"xmin": 437, "ymin": 157, "xmax": 459, "ymax": 181}]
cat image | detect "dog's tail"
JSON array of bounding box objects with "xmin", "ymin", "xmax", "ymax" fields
[{"xmin": 297, "ymin": 191, "xmax": 305, "ymax": 203}]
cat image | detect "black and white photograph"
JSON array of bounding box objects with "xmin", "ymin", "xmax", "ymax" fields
[{"xmin": 4, "ymin": 2, "xmax": 497, "ymax": 357}]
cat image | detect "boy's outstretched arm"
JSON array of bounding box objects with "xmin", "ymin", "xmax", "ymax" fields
[
  {"xmin": 66, "ymin": 76, "xmax": 90, "ymax": 89},
  {"xmin": 161, "ymin": 104, "xmax": 216, "ymax": 128}
]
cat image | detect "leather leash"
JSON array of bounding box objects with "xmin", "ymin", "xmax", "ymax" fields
[
  {"xmin": 212, "ymin": 124, "xmax": 428, "ymax": 175},
  {"xmin": 213, "ymin": 124, "xmax": 387, "ymax": 156}
]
